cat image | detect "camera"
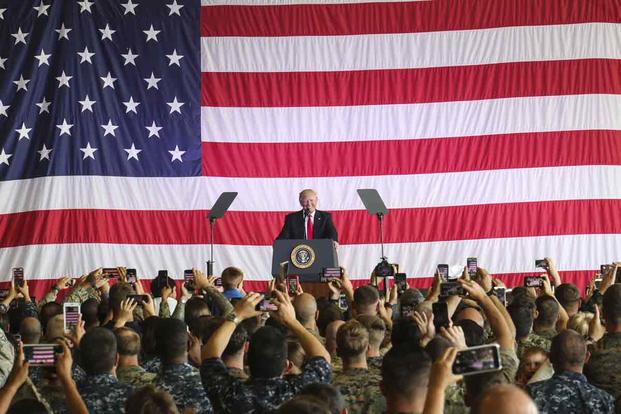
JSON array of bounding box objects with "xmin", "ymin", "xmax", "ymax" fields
[{"xmin": 374, "ymin": 259, "xmax": 395, "ymax": 278}]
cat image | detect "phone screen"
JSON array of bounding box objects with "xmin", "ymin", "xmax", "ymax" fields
[
  {"xmin": 64, "ymin": 303, "xmax": 80, "ymax": 331},
  {"xmin": 127, "ymin": 295, "xmax": 148, "ymax": 304},
  {"xmin": 287, "ymin": 276, "xmax": 299, "ymax": 295},
  {"xmin": 23, "ymin": 344, "xmax": 62, "ymax": 366},
  {"xmin": 437, "ymin": 264, "xmax": 449, "ymax": 282},
  {"xmin": 395, "ymin": 273, "xmax": 407, "ymax": 293},
  {"xmin": 214, "ymin": 278, "xmax": 222, "ymax": 287},
  {"xmin": 12, "ymin": 268, "xmax": 24, "ymax": 287},
  {"xmin": 103, "ymin": 268, "xmax": 121, "ymax": 279},
  {"xmin": 432, "ymin": 302, "xmax": 449, "ymax": 329},
  {"xmin": 440, "ymin": 282, "xmax": 465, "ymax": 297},
  {"xmin": 453, "ymin": 344, "xmax": 502, "ymax": 375},
  {"xmin": 256, "ymin": 296, "xmax": 278, "ymax": 312},
  {"xmin": 492, "ymin": 287, "xmax": 506, "ymax": 306},
  {"xmin": 184, "ymin": 269, "xmax": 194, "ymax": 282},
  {"xmin": 321, "ymin": 267, "xmax": 342, "ymax": 282},
  {"xmin": 524, "ymin": 276, "xmax": 544, "ymax": 288},
  {"xmin": 535, "ymin": 259, "xmax": 547, "ymax": 269},
  {"xmin": 338, "ymin": 294, "xmax": 348, "ymax": 311},
  {"xmin": 126, "ymin": 269, "xmax": 137, "ymax": 284},
  {"xmin": 466, "ymin": 258, "xmax": 477, "ymax": 276}
]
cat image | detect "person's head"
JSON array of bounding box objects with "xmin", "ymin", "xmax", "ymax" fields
[
  {"xmin": 140, "ymin": 316, "xmax": 161, "ymax": 358},
  {"xmin": 517, "ymin": 346, "xmax": 548, "ymax": 384},
  {"xmin": 277, "ymin": 396, "xmax": 330, "ymax": 414},
  {"xmin": 356, "ymin": 314, "xmax": 386, "ymax": 352},
  {"xmin": 603, "ymin": 284, "xmax": 621, "ymax": 327},
  {"xmin": 221, "ymin": 267, "xmax": 244, "ymax": 291},
  {"xmin": 471, "ymin": 384, "xmax": 538, "ymax": 414},
  {"xmin": 195, "ymin": 316, "xmax": 248, "ymax": 358},
  {"xmin": 508, "ymin": 298, "xmax": 536, "ymax": 339},
  {"xmin": 353, "ymin": 285, "xmax": 379, "ymax": 315},
  {"xmin": 156, "ymin": 318, "xmax": 188, "ymax": 364},
  {"xmin": 555, "ymin": 283, "xmax": 582, "ymax": 316},
  {"xmin": 567, "ymin": 311, "xmax": 594, "ymax": 338},
  {"xmin": 98, "ymin": 299, "xmax": 110, "ymax": 325},
  {"xmin": 299, "ymin": 383, "xmax": 345, "ymax": 414},
  {"xmin": 317, "ymin": 304, "xmax": 343, "ymax": 337},
  {"xmin": 391, "ymin": 316, "xmax": 423, "ymax": 348},
  {"xmin": 115, "ymin": 327, "xmax": 141, "ymax": 358},
  {"xmin": 81, "ymin": 298, "xmax": 100, "ymax": 329},
  {"xmin": 454, "ymin": 319, "xmax": 485, "ymax": 347},
  {"xmin": 247, "ymin": 326, "xmax": 287, "ymax": 379},
  {"xmin": 125, "ymin": 385, "xmax": 180, "ymax": 414},
  {"xmin": 534, "ymin": 295, "xmax": 559, "ymax": 328},
  {"xmin": 298, "ymin": 189, "xmax": 318, "ymax": 213},
  {"xmin": 424, "ymin": 335, "xmax": 452, "ymax": 362},
  {"xmin": 287, "ymin": 340, "xmax": 305, "ymax": 373},
  {"xmin": 325, "ymin": 320, "xmax": 345, "ymax": 354},
  {"xmin": 184, "ymin": 297, "xmax": 211, "ymax": 326},
  {"xmin": 454, "ymin": 306, "xmax": 485, "ymax": 328},
  {"xmin": 336, "ymin": 320, "xmax": 369, "ymax": 363},
  {"xmin": 380, "ymin": 346, "xmax": 431, "ymax": 410},
  {"xmin": 45, "ymin": 315, "xmax": 65, "ymax": 342},
  {"xmin": 19, "ymin": 317, "xmax": 42, "ymax": 344},
  {"xmin": 549, "ymin": 329, "xmax": 587, "ymax": 372},
  {"xmin": 109, "ymin": 282, "xmax": 136, "ymax": 317},
  {"xmin": 39, "ymin": 302, "xmax": 62, "ymax": 333},
  {"xmin": 150, "ymin": 276, "xmax": 176, "ymax": 299},
  {"xmin": 293, "ymin": 293, "xmax": 318, "ymax": 326},
  {"xmin": 80, "ymin": 327, "xmax": 117, "ymax": 375},
  {"xmin": 399, "ymin": 288, "xmax": 425, "ymax": 311}
]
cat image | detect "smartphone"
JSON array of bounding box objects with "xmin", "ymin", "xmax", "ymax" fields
[
  {"xmin": 432, "ymin": 302, "xmax": 450, "ymax": 329},
  {"xmin": 286, "ymin": 275, "xmax": 299, "ymax": 296},
  {"xmin": 103, "ymin": 268, "xmax": 121, "ymax": 279},
  {"xmin": 338, "ymin": 293, "xmax": 348, "ymax": 311},
  {"xmin": 452, "ymin": 343, "xmax": 502, "ymax": 376},
  {"xmin": 126, "ymin": 269, "xmax": 137, "ymax": 284},
  {"xmin": 321, "ymin": 267, "xmax": 342, "ymax": 282},
  {"xmin": 156, "ymin": 270, "xmax": 170, "ymax": 289},
  {"xmin": 63, "ymin": 303, "xmax": 81, "ymax": 332},
  {"xmin": 595, "ymin": 278, "xmax": 603, "ymax": 290},
  {"xmin": 492, "ymin": 287, "xmax": 506, "ymax": 306},
  {"xmin": 184, "ymin": 269, "xmax": 194, "ymax": 283},
  {"xmin": 12, "ymin": 268, "xmax": 24, "ymax": 287},
  {"xmin": 440, "ymin": 282, "xmax": 465, "ymax": 297},
  {"xmin": 214, "ymin": 277, "xmax": 222, "ymax": 287},
  {"xmin": 466, "ymin": 258, "xmax": 477, "ymax": 277},
  {"xmin": 535, "ymin": 259, "xmax": 548, "ymax": 269},
  {"xmin": 601, "ymin": 264, "xmax": 611, "ymax": 276},
  {"xmin": 127, "ymin": 294, "xmax": 149, "ymax": 304},
  {"xmin": 400, "ymin": 304, "xmax": 415, "ymax": 318},
  {"xmin": 437, "ymin": 264, "xmax": 449, "ymax": 282},
  {"xmin": 394, "ymin": 273, "xmax": 407, "ymax": 294},
  {"xmin": 524, "ymin": 276, "xmax": 544, "ymax": 288},
  {"xmin": 12, "ymin": 334, "xmax": 21, "ymax": 343},
  {"xmin": 256, "ymin": 293, "xmax": 278, "ymax": 312},
  {"xmin": 23, "ymin": 344, "xmax": 63, "ymax": 366}
]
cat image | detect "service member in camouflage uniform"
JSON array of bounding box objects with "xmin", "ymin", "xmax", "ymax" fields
[
  {"xmin": 356, "ymin": 315, "xmax": 386, "ymax": 375},
  {"xmin": 528, "ymin": 330, "xmax": 614, "ymax": 413},
  {"xmin": 77, "ymin": 328, "xmax": 133, "ymax": 414},
  {"xmin": 114, "ymin": 327, "xmax": 156, "ymax": 388}
]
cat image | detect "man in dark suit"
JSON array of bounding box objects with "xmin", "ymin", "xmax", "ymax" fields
[{"xmin": 277, "ymin": 189, "xmax": 338, "ymax": 242}]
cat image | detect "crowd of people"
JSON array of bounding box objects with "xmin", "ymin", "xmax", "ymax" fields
[{"xmin": 0, "ymin": 258, "xmax": 618, "ymax": 413}]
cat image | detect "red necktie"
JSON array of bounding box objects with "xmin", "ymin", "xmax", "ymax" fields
[{"xmin": 307, "ymin": 215, "xmax": 313, "ymax": 240}]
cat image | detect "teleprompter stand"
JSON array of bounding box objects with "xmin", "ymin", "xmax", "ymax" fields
[{"xmin": 206, "ymin": 192, "xmax": 237, "ymax": 276}]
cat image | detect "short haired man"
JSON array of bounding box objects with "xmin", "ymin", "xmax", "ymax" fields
[
  {"xmin": 201, "ymin": 291, "xmax": 331, "ymax": 414},
  {"xmin": 294, "ymin": 293, "xmax": 320, "ymax": 338},
  {"xmin": 554, "ymin": 283, "xmax": 582, "ymax": 318},
  {"xmin": 77, "ymin": 328, "xmax": 133, "ymax": 414},
  {"xmin": 527, "ymin": 330, "xmax": 614, "ymax": 413},
  {"xmin": 356, "ymin": 314, "xmax": 386, "ymax": 372},
  {"xmin": 276, "ymin": 189, "xmax": 338, "ymax": 242},
  {"xmin": 104, "ymin": 283, "xmax": 140, "ymax": 332},
  {"xmin": 472, "ymin": 384, "xmax": 538, "ymax": 414},
  {"xmin": 353, "ymin": 285, "xmax": 379, "ymax": 316},
  {"xmin": 196, "ymin": 316, "xmax": 249, "ymax": 381},
  {"xmin": 533, "ymin": 295, "xmax": 560, "ymax": 339},
  {"xmin": 332, "ymin": 320, "xmax": 382, "ymax": 414},
  {"xmin": 154, "ymin": 318, "xmax": 213, "ymax": 413},
  {"xmin": 114, "ymin": 327, "xmax": 156, "ymax": 388},
  {"xmin": 19, "ymin": 317, "xmax": 42, "ymax": 344},
  {"xmin": 221, "ymin": 267, "xmax": 245, "ymax": 300},
  {"xmin": 509, "ymin": 296, "xmax": 552, "ymax": 357},
  {"xmin": 298, "ymin": 383, "xmax": 346, "ymax": 414}
]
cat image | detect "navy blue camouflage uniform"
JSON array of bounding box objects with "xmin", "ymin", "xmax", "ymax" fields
[
  {"xmin": 155, "ymin": 363, "xmax": 213, "ymax": 414},
  {"xmin": 78, "ymin": 373, "xmax": 133, "ymax": 414}
]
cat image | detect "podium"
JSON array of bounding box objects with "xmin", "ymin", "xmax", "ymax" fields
[{"xmin": 271, "ymin": 239, "xmax": 338, "ymax": 282}]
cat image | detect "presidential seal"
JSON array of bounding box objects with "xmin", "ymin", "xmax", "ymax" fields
[{"xmin": 290, "ymin": 244, "xmax": 316, "ymax": 269}]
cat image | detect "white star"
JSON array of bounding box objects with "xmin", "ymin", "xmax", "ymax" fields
[
  {"xmin": 0, "ymin": 9, "xmax": 6, "ymax": 20},
  {"xmin": 78, "ymin": 95, "xmax": 96, "ymax": 112},
  {"xmin": 143, "ymin": 25, "xmax": 160, "ymax": 42},
  {"xmin": 0, "ymin": 100, "xmax": 8, "ymax": 117},
  {"xmin": 166, "ymin": 97, "xmax": 185, "ymax": 114},
  {"xmin": 36, "ymin": 97, "xmax": 51, "ymax": 114},
  {"xmin": 122, "ymin": 97, "xmax": 140, "ymax": 114},
  {"xmin": 15, "ymin": 123, "xmax": 32, "ymax": 140},
  {"xmin": 101, "ymin": 119, "xmax": 119, "ymax": 137},
  {"xmin": 99, "ymin": 24, "xmax": 115, "ymax": 41},
  {"xmin": 77, "ymin": 46, "xmax": 95, "ymax": 64},
  {"xmin": 38, "ymin": 144, "xmax": 52, "ymax": 161},
  {"xmin": 80, "ymin": 142, "xmax": 98, "ymax": 160},
  {"xmin": 100, "ymin": 72, "xmax": 117, "ymax": 89},
  {"xmin": 121, "ymin": 0, "xmax": 138, "ymax": 15},
  {"xmin": 11, "ymin": 28, "xmax": 28, "ymax": 45},
  {"xmin": 121, "ymin": 48, "xmax": 138, "ymax": 66},
  {"xmin": 166, "ymin": 49, "xmax": 184, "ymax": 67},
  {"xmin": 55, "ymin": 23, "xmax": 72, "ymax": 40},
  {"xmin": 166, "ymin": 0, "xmax": 183, "ymax": 16},
  {"xmin": 13, "ymin": 75, "xmax": 30, "ymax": 92},
  {"xmin": 78, "ymin": 0, "xmax": 94, "ymax": 13},
  {"xmin": 56, "ymin": 71, "xmax": 72, "ymax": 88},
  {"xmin": 34, "ymin": 49, "xmax": 51, "ymax": 66},
  {"xmin": 56, "ymin": 119, "xmax": 73, "ymax": 136},
  {"xmin": 124, "ymin": 143, "xmax": 142, "ymax": 161},
  {"xmin": 169, "ymin": 145, "xmax": 185, "ymax": 162},
  {"xmin": 0, "ymin": 57, "xmax": 6, "ymax": 70},
  {"xmin": 144, "ymin": 72, "xmax": 161, "ymax": 90},
  {"xmin": 33, "ymin": 1, "xmax": 51, "ymax": 17},
  {"xmin": 145, "ymin": 121, "xmax": 162, "ymax": 138},
  {"xmin": 0, "ymin": 149, "xmax": 12, "ymax": 166}
]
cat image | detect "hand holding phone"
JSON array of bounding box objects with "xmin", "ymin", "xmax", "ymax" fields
[
  {"xmin": 23, "ymin": 344, "xmax": 63, "ymax": 366},
  {"xmin": 466, "ymin": 258, "xmax": 477, "ymax": 277},
  {"xmin": 440, "ymin": 282, "xmax": 465, "ymax": 297},
  {"xmin": 524, "ymin": 276, "xmax": 544, "ymax": 288},
  {"xmin": 452, "ymin": 344, "xmax": 502, "ymax": 375},
  {"xmin": 127, "ymin": 294, "xmax": 149, "ymax": 304},
  {"xmin": 286, "ymin": 275, "xmax": 300, "ymax": 296},
  {"xmin": 63, "ymin": 303, "xmax": 81, "ymax": 332},
  {"xmin": 12, "ymin": 268, "xmax": 24, "ymax": 287},
  {"xmin": 437, "ymin": 264, "xmax": 449, "ymax": 282},
  {"xmin": 394, "ymin": 273, "xmax": 407, "ymax": 294},
  {"xmin": 321, "ymin": 267, "xmax": 342, "ymax": 283},
  {"xmin": 126, "ymin": 269, "xmax": 137, "ymax": 284}
]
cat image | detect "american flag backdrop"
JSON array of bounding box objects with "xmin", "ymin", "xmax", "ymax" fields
[{"xmin": 1, "ymin": 0, "xmax": 621, "ymax": 296}]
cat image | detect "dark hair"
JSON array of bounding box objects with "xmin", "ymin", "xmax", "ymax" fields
[
  {"xmin": 240, "ymin": 315, "xmax": 260, "ymax": 336},
  {"xmin": 317, "ymin": 304, "xmax": 343, "ymax": 337},
  {"xmin": 299, "ymin": 383, "xmax": 345, "ymax": 414},
  {"xmin": 336, "ymin": 320, "xmax": 369, "ymax": 360},
  {"xmin": 7, "ymin": 399, "xmax": 48, "ymax": 414},
  {"xmin": 156, "ymin": 318, "xmax": 187, "ymax": 364},
  {"xmin": 381, "ymin": 345, "xmax": 431, "ymax": 399},
  {"xmin": 39, "ymin": 302, "xmax": 63, "ymax": 333},
  {"xmin": 247, "ymin": 326, "xmax": 287, "ymax": 379},
  {"xmin": 535, "ymin": 296, "xmax": 559, "ymax": 326},
  {"xmin": 109, "ymin": 282, "xmax": 136, "ymax": 314},
  {"xmin": 192, "ymin": 316, "xmax": 247, "ymax": 356},
  {"xmin": 221, "ymin": 267, "xmax": 244, "ymax": 290},
  {"xmin": 425, "ymin": 335, "xmax": 452, "ymax": 362},
  {"xmin": 81, "ymin": 298, "xmax": 100, "ymax": 328},
  {"xmin": 550, "ymin": 329, "xmax": 586, "ymax": 370},
  {"xmin": 391, "ymin": 317, "xmax": 423, "ymax": 348},
  {"xmin": 603, "ymin": 285, "xmax": 621, "ymax": 325},
  {"xmin": 97, "ymin": 299, "xmax": 110, "ymax": 325},
  {"xmin": 356, "ymin": 315, "xmax": 386, "ymax": 348},
  {"xmin": 508, "ymin": 303, "xmax": 535, "ymax": 339},
  {"xmin": 287, "ymin": 340, "xmax": 305, "ymax": 369},
  {"xmin": 183, "ymin": 297, "xmax": 210, "ymax": 326},
  {"xmin": 115, "ymin": 327, "xmax": 141, "ymax": 356},
  {"xmin": 277, "ymin": 396, "xmax": 331, "ymax": 414},
  {"xmin": 354, "ymin": 285, "xmax": 379, "ymax": 307},
  {"xmin": 80, "ymin": 327, "xmax": 117, "ymax": 374},
  {"xmin": 454, "ymin": 319, "xmax": 484, "ymax": 347},
  {"xmin": 555, "ymin": 284, "xmax": 581, "ymax": 308},
  {"xmin": 140, "ymin": 316, "xmax": 161, "ymax": 360},
  {"xmin": 264, "ymin": 316, "xmax": 288, "ymax": 334},
  {"xmin": 150, "ymin": 276, "xmax": 175, "ymax": 299},
  {"xmin": 125, "ymin": 385, "xmax": 180, "ymax": 414}
]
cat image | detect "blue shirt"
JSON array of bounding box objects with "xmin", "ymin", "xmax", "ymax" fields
[{"xmin": 223, "ymin": 289, "xmax": 244, "ymax": 299}]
